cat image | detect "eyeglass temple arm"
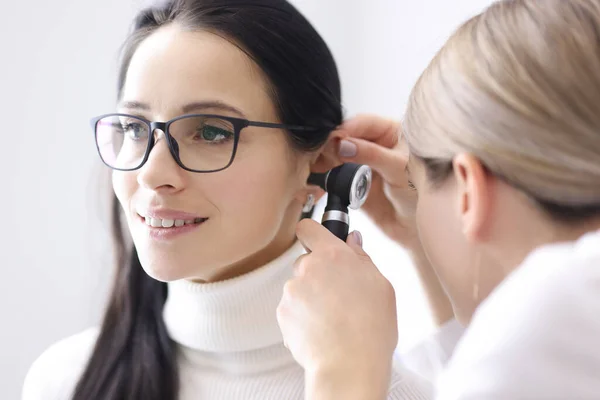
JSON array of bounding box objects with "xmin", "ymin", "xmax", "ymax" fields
[{"xmin": 246, "ymin": 121, "xmax": 336, "ymax": 132}]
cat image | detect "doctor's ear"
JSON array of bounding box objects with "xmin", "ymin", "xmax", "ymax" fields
[{"xmin": 453, "ymin": 153, "xmax": 493, "ymax": 242}]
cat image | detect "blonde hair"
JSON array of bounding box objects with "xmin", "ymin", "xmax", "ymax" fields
[{"xmin": 403, "ymin": 0, "xmax": 600, "ymax": 219}]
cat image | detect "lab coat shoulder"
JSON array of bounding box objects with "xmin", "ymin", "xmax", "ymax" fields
[
  {"xmin": 398, "ymin": 319, "xmax": 465, "ymax": 382},
  {"xmin": 22, "ymin": 327, "xmax": 99, "ymax": 400},
  {"xmin": 436, "ymin": 232, "xmax": 600, "ymax": 400}
]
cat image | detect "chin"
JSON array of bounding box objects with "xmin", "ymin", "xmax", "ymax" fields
[
  {"xmin": 137, "ymin": 255, "xmax": 199, "ymax": 282},
  {"xmin": 141, "ymin": 265, "xmax": 186, "ymax": 282},
  {"xmin": 133, "ymin": 241, "xmax": 261, "ymax": 283}
]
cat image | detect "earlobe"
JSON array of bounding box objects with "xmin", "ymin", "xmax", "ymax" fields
[
  {"xmin": 293, "ymin": 153, "xmax": 327, "ymax": 209},
  {"xmin": 302, "ymin": 193, "xmax": 316, "ymax": 213},
  {"xmin": 453, "ymin": 154, "xmax": 491, "ymax": 242},
  {"xmin": 294, "ymin": 186, "xmax": 325, "ymax": 212}
]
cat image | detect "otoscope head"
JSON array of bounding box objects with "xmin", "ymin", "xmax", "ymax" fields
[{"xmin": 308, "ymin": 163, "xmax": 372, "ymax": 210}]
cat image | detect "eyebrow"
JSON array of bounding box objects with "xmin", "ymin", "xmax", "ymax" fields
[{"xmin": 118, "ymin": 100, "xmax": 247, "ymax": 118}]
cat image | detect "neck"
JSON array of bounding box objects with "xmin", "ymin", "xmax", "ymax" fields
[
  {"xmin": 493, "ymin": 214, "xmax": 600, "ymax": 277},
  {"xmin": 164, "ymin": 240, "xmax": 305, "ymax": 353},
  {"xmin": 465, "ymin": 206, "xmax": 600, "ymax": 323},
  {"xmin": 195, "ymin": 233, "xmax": 298, "ymax": 283}
]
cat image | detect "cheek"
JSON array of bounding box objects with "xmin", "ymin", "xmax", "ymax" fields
[
  {"xmin": 416, "ymin": 191, "xmax": 453, "ymax": 264},
  {"xmin": 415, "ymin": 189, "xmax": 471, "ymax": 310},
  {"xmin": 112, "ymin": 171, "xmax": 136, "ymax": 213},
  {"xmin": 207, "ymin": 144, "xmax": 300, "ymax": 234}
]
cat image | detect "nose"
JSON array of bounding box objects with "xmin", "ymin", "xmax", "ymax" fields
[{"xmin": 136, "ymin": 129, "xmax": 185, "ymax": 193}]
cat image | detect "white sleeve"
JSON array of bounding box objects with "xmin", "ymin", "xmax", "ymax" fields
[
  {"xmin": 22, "ymin": 328, "xmax": 99, "ymax": 400},
  {"xmin": 387, "ymin": 363, "xmax": 435, "ymax": 400},
  {"xmin": 397, "ymin": 319, "xmax": 465, "ymax": 383},
  {"xmin": 435, "ymin": 233, "xmax": 600, "ymax": 400}
]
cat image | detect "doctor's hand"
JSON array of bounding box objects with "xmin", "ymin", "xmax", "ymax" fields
[
  {"xmin": 317, "ymin": 115, "xmax": 419, "ymax": 249},
  {"xmin": 277, "ymin": 219, "xmax": 398, "ymax": 399},
  {"xmin": 316, "ymin": 115, "xmax": 456, "ymax": 326}
]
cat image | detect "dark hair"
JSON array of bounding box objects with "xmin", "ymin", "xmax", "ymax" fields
[{"xmin": 73, "ymin": 1, "xmax": 342, "ymax": 399}]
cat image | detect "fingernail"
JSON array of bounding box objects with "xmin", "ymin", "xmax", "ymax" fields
[
  {"xmin": 339, "ymin": 139, "xmax": 357, "ymax": 158},
  {"xmin": 353, "ymin": 231, "xmax": 363, "ymax": 247}
]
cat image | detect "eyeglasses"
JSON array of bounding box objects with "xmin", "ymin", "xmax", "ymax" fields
[{"xmin": 91, "ymin": 113, "xmax": 327, "ymax": 173}]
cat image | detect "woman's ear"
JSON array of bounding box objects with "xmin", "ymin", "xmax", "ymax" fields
[
  {"xmin": 452, "ymin": 153, "xmax": 494, "ymax": 242},
  {"xmin": 311, "ymin": 134, "xmax": 343, "ymax": 173},
  {"xmin": 295, "ymin": 153, "xmax": 327, "ymax": 206},
  {"xmin": 294, "ymin": 134, "xmax": 342, "ymax": 206}
]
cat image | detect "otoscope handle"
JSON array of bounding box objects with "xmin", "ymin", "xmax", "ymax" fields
[
  {"xmin": 322, "ymin": 194, "xmax": 350, "ymax": 241},
  {"xmin": 322, "ymin": 219, "xmax": 349, "ymax": 241}
]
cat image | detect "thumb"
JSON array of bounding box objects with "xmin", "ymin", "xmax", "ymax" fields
[{"xmin": 346, "ymin": 231, "xmax": 367, "ymax": 255}]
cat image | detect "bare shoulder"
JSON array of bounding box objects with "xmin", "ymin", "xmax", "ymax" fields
[{"xmin": 22, "ymin": 327, "xmax": 100, "ymax": 400}]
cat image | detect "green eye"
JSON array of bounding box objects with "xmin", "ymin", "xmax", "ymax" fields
[
  {"xmin": 199, "ymin": 125, "xmax": 232, "ymax": 143},
  {"xmin": 124, "ymin": 123, "xmax": 147, "ymax": 140}
]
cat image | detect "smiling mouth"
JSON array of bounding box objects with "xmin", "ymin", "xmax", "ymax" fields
[{"xmin": 138, "ymin": 215, "xmax": 208, "ymax": 228}]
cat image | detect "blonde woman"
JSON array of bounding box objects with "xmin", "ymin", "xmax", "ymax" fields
[{"xmin": 277, "ymin": 0, "xmax": 600, "ymax": 398}]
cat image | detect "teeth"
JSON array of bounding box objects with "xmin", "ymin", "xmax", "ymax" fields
[
  {"xmin": 142, "ymin": 215, "xmax": 204, "ymax": 228},
  {"xmin": 151, "ymin": 218, "xmax": 162, "ymax": 227},
  {"xmin": 162, "ymin": 219, "xmax": 175, "ymax": 228}
]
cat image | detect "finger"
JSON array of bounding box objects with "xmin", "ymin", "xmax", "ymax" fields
[
  {"xmin": 293, "ymin": 253, "xmax": 310, "ymax": 277},
  {"xmin": 276, "ymin": 294, "xmax": 291, "ymax": 337},
  {"xmin": 296, "ymin": 218, "xmax": 344, "ymax": 253},
  {"xmin": 346, "ymin": 231, "xmax": 368, "ymax": 256},
  {"xmin": 280, "ymin": 278, "xmax": 299, "ymax": 304},
  {"xmin": 339, "ymin": 137, "xmax": 409, "ymax": 187},
  {"xmin": 360, "ymin": 172, "xmax": 397, "ymax": 223},
  {"xmin": 313, "ymin": 115, "xmax": 401, "ymax": 173},
  {"xmin": 335, "ymin": 114, "xmax": 400, "ymax": 149}
]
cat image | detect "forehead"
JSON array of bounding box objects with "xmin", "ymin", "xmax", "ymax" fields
[{"xmin": 121, "ymin": 24, "xmax": 275, "ymax": 119}]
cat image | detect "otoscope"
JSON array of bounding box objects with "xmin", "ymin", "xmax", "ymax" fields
[{"xmin": 308, "ymin": 163, "xmax": 373, "ymax": 241}]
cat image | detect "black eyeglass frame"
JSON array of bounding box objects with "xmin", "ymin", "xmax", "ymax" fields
[{"xmin": 91, "ymin": 113, "xmax": 331, "ymax": 173}]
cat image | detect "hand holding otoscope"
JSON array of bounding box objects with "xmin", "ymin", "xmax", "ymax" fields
[
  {"xmin": 281, "ymin": 161, "xmax": 396, "ymax": 389},
  {"xmin": 308, "ymin": 163, "xmax": 372, "ymax": 241}
]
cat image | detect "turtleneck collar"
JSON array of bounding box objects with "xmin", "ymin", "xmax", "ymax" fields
[{"xmin": 163, "ymin": 241, "xmax": 305, "ymax": 353}]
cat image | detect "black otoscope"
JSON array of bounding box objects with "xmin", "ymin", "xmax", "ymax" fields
[{"xmin": 308, "ymin": 163, "xmax": 372, "ymax": 241}]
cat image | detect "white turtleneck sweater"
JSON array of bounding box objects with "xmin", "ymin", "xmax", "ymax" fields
[{"xmin": 23, "ymin": 241, "xmax": 432, "ymax": 400}]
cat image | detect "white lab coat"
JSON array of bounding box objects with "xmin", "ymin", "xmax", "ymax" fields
[
  {"xmin": 399, "ymin": 319, "xmax": 465, "ymax": 383},
  {"xmin": 436, "ymin": 230, "xmax": 600, "ymax": 399}
]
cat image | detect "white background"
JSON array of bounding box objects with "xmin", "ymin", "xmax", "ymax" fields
[{"xmin": 0, "ymin": 0, "xmax": 493, "ymax": 398}]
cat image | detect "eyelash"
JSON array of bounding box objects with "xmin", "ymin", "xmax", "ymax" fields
[{"xmin": 407, "ymin": 180, "xmax": 417, "ymax": 191}]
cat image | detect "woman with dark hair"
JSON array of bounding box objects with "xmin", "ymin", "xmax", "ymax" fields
[{"xmin": 22, "ymin": 1, "xmax": 431, "ymax": 399}]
